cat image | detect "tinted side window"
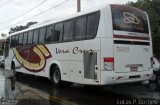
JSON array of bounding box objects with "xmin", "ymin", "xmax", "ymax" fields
[
  {"xmin": 75, "ymin": 16, "xmax": 87, "ymax": 40},
  {"xmin": 4, "ymin": 38, "xmax": 10, "ymax": 57},
  {"xmin": 54, "ymin": 22, "xmax": 63, "ymax": 42},
  {"xmin": 46, "ymin": 25, "xmax": 53, "ymax": 43},
  {"xmin": 39, "ymin": 27, "xmax": 46, "ymax": 44},
  {"xmin": 19, "ymin": 33, "xmax": 23, "ymax": 46},
  {"xmin": 86, "ymin": 12, "xmax": 100, "ymax": 38},
  {"xmin": 28, "ymin": 31, "xmax": 33, "ymax": 45},
  {"xmin": 63, "ymin": 20, "xmax": 74, "ymax": 41},
  {"xmin": 33, "ymin": 29, "xmax": 39, "ymax": 44},
  {"xmin": 23, "ymin": 32, "xmax": 28, "ymax": 45},
  {"xmin": 11, "ymin": 36, "xmax": 16, "ymax": 47},
  {"xmin": 15, "ymin": 35, "xmax": 19, "ymax": 46}
]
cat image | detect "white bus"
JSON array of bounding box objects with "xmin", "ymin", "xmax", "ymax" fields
[{"xmin": 4, "ymin": 4, "xmax": 153, "ymax": 86}]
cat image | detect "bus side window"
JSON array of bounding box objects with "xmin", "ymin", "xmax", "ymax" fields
[
  {"xmin": 11, "ymin": 36, "xmax": 15, "ymax": 47},
  {"xmin": 33, "ymin": 29, "xmax": 39, "ymax": 44},
  {"xmin": 15, "ymin": 35, "xmax": 19, "ymax": 47},
  {"xmin": 39, "ymin": 27, "xmax": 46, "ymax": 44},
  {"xmin": 4, "ymin": 38, "xmax": 10, "ymax": 57},
  {"xmin": 86, "ymin": 11, "xmax": 100, "ymax": 38},
  {"xmin": 63, "ymin": 19, "xmax": 74, "ymax": 41},
  {"xmin": 75, "ymin": 16, "xmax": 87, "ymax": 40},
  {"xmin": 46, "ymin": 25, "xmax": 54, "ymax": 43},
  {"xmin": 54, "ymin": 22, "xmax": 63, "ymax": 42},
  {"xmin": 19, "ymin": 33, "xmax": 24, "ymax": 46},
  {"xmin": 28, "ymin": 31, "xmax": 34, "ymax": 45},
  {"xmin": 23, "ymin": 32, "xmax": 28, "ymax": 45}
]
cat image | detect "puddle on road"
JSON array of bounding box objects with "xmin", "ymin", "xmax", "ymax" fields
[
  {"xmin": 2, "ymin": 77, "xmax": 56, "ymax": 105},
  {"xmin": 0, "ymin": 70, "xmax": 54, "ymax": 105},
  {"xmin": 3, "ymin": 77, "xmax": 77, "ymax": 105}
]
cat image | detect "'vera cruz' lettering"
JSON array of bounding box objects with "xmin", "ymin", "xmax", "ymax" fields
[
  {"xmin": 56, "ymin": 47, "xmax": 94, "ymax": 55},
  {"xmin": 56, "ymin": 48, "xmax": 70, "ymax": 54},
  {"xmin": 73, "ymin": 47, "xmax": 94, "ymax": 54}
]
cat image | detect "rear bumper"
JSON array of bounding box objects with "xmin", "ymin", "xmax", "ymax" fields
[{"xmin": 101, "ymin": 70, "xmax": 153, "ymax": 85}]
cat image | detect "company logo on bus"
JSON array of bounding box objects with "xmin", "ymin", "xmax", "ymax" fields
[
  {"xmin": 13, "ymin": 45, "xmax": 52, "ymax": 72},
  {"xmin": 123, "ymin": 12, "xmax": 140, "ymax": 24}
]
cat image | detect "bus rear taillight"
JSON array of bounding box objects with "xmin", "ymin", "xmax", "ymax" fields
[{"xmin": 104, "ymin": 57, "xmax": 114, "ymax": 71}]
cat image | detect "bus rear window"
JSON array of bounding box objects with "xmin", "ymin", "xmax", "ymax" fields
[{"xmin": 111, "ymin": 5, "xmax": 149, "ymax": 34}]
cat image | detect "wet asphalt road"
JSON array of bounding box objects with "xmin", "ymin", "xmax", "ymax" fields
[
  {"xmin": 15, "ymin": 73, "xmax": 131, "ymax": 105},
  {"xmin": 1, "ymin": 68, "xmax": 160, "ymax": 105},
  {"xmin": 13, "ymin": 74, "xmax": 160, "ymax": 105}
]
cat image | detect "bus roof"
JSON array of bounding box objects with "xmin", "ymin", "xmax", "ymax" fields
[
  {"xmin": 9, "ymin": 4, "xmax": 146, "ymax": 36},
  {"xmin": 9, "ymin": 4, "xmax": 107, "ymax": 36}
]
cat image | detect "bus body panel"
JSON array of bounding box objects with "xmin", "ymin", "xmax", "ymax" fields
[
  {"xmin": 82, "ymin": 38, "xmax": 101, "ymax": 84},
  {"xmin": 48, "ymin": 41, "xmax": 83, "ymax": 83},
  {"xmin": 114, "ymin": 44, "xmax": 151, "ymax": 73}
]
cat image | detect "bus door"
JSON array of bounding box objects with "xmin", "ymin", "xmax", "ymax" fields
[{"xmin": 111, "ymin": 5, "xmax": 152, "ymax": 73}]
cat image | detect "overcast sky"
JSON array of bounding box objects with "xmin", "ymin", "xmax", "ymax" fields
[{"xmin": 0, "ymin": 0, "xmax": 137, "ymax": 38}]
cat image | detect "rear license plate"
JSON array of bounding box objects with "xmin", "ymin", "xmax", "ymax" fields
[{"xmin": 130, "ymin": 67, "xmax": 138, "ymax": 72}]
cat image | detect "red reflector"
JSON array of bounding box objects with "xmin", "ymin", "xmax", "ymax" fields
[
  {"xmin": 116, "ymin": 76, "xmax": 122, "ymax": 80},
  {"xmin": 95, "ymin": 81, "xmax": 99, "ymax": 83},
  {"xmin": 104, "ymin": 58, "xmax": 114, "ymax": 62}
]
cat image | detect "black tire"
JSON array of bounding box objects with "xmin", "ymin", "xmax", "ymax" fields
[
  {"xmin": 51, "ymin": 66, "xmax": 61, "ymax": 87},
  {"xmin": 150, "ymin": 73, "xmax": 157, "ymax": 82},
  {"xmin": 12, "ymin": 64, "xmax": 16, "ymax": 76},
  {"xmin": 156, "ymin": 76, "xmax": 160, "ymax": 85}
]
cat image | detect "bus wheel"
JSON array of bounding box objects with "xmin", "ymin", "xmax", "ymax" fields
[
  {"xmin": 150, "ymin": 72, "xmax": 157, "ymax": 82},
  {"xmin": 51, "ymin": 66, "xmax": 61, "ymax": 87},
  {"xmin": 11, "ymin": 63, "xmax": 16, "ymax": 76}
]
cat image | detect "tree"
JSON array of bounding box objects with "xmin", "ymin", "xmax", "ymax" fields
[
  {"xmin": 127, "ymin": 0, "xmax": 160, "ymax": 58},
  {"xmin": 9, "ymin": 21, "xmax": 38, "ymax": 34}
]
